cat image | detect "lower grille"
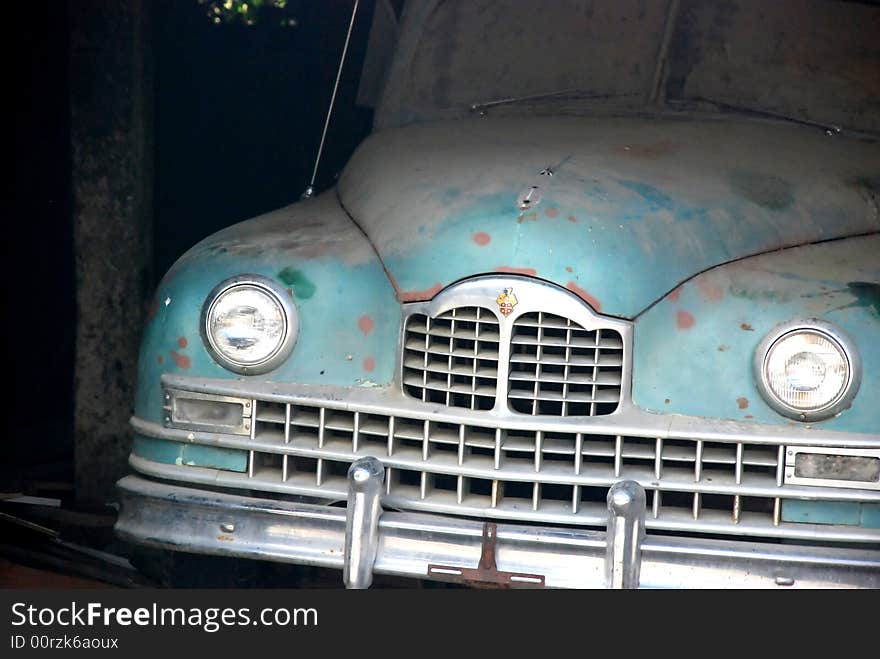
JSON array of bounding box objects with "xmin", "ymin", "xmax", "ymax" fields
[{"xmin": 207, "ymin": 396, "xmax": 875, "ymax": 542}]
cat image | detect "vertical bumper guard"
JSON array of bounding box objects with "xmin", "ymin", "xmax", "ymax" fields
[
  {"xmin": 343, "ymin": 457, "xmax": 385, "ymax": 589},
  {"xmin": 605, "ymin": 480, "xmax": 647, "ymax": 589}
]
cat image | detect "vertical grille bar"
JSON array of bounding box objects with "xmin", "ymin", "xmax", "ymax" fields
[
  {"xmin": 693, "ymin": 440, "xmax": 704, "ymax": 519},
  {"xmin": 248, "ymin": 399, "xmax": 257, "ymax": 478},
  {"xmin": 316, "ymin": 407, "xmax": 326, "ymax": 486},
  {"xmin": 614, "ymin": 435, "xmax": 623, "ymax": 477},
  {"xmin": 282, "ymin": 403, "xmax": 291, "ymax": 482},
  {"xmin": 733, "ymin": 443, "xmax": 744, "ymax": 524},
  {"xmin": 774, "ymin": 445, "xmax": 785, "ymax": 526},
  {"xmin": 653, "ymin": 437, "xmax": 663, "ymax": 519}
]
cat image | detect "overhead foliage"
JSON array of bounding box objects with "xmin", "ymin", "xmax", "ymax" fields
[{"xmin": 197, "ymin": 0, "xmax": 298, "ymax": 27}]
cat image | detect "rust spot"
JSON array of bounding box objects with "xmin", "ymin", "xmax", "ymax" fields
[
  {"xmin": 146, "ymin": 297, "xmax": 159, "ymax": 321},
  {"xmin": 745, "ymin": 415, "xmax": 753, "ymax": 419},
  {"xmin": 565, "ymin": 266, "xmax": 573, "ymax": 273},
  {"xmin": 398, "ymin": 282, "xmax": 444, "ymax": 302},
  {"xmin": 565, "ymin": 281, "xmax": 602, "ymax": 311},
  {"xmin": 358, "ymin": 314, "xmax": 374, "ymax": 335},
  {"xmin": 517, "ymin": 212, "xmax": 537, "ymax": 223},
  {"xmin": 736, "ymin": 397, "xmax": 749, "ymax": 410},
  {"xmin": 545, "ymin": 207, "xmax": 559, "ymax": 218},
  {"xmin": 472, "ymin": 232, "xmax": 491, "ymax": 246},
  {"xmin": 567, "ymin": 215, "xmax": 578, "ymax": 223},
  {"xmin": 717, "ymin": 344, "xmax": 729, "ymax": 352},
  {"xmin": 676, "ymin": 310, "xmax": 695, "ymax": 329},
  {"xmin": 696, "ymin": 279, "xmax": 724, "ymax": 302},
  {"xmin": 363, "ymin": 356, "xmax": 376, "ymax": 372},
  {"xmin": 177, "ymin": 336, "xmax": 188, "ymax": 349},
  {"xmin": 667, "ymin": 287, "xmax": 682, "ymax": 302},
  {"xmin": 495, "ymin": 266, "xmax": 538, "ymax": 276},
  {"xmin": 170, "ymin": 350, "xmax": 191, "ymax": 369},
  {"xmin": 664, "ymin": 398, "xmax": 670, "ymax": 405},
  {"xmin": 157, "ymin": 355, "xmax": 164, "ymax": 365},
  {"xmin": 740, "ymin": 323, "xmax": 755, "ymax": 331}
]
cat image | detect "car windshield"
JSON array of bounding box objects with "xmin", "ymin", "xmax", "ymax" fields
[{"xmin": 375, "ymin": 0, "xmax": 880, "ymax": 135}]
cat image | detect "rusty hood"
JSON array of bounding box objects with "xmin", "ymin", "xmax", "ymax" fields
[{"xmin": 337, "ymin": 115, "xmax": 880, "ymax": 318}]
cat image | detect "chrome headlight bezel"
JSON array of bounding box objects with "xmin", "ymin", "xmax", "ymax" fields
[
  {"xmin": 753, "ymin": 319, "xmax": 861, "ymax": 422},
  {"xmin": 200, "ymin": 274, "xmax": 298, "ymax": 375}
]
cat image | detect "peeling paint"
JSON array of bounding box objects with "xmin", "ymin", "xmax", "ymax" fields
[
  {"xmin": 676, "ymin": 310, "xmax": 695, "ymax": 329},
  {"xmin": 170, "ymin": 350, "xmax": 191, "ymax": 369},
  {"xmin": 696, "ymin": 278, "xmax": 725, "ymax": 301},
  {"xmin": 565, "ymin": 281, "xmax": 602, "ymax": 311},
  {"xmin": 399, "ymin": 282, "xmax": 444, "ymax": 302},
  {"xmin": 358, "ymin": 314, "xmax": 375, "ymax": 335},
  {"xmin": 495, "ymin": 266, "xmax": 537, "ymax": 276},
  {"xmin": 472, "ymin": 231, "xmax": 491, "ymax": 246}
]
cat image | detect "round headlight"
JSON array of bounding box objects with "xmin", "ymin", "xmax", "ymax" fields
[
  {"xmin": 754, "ymin": 320, "xmax": 860, "ymax": 421},
  {"xmin": 201, "ymin": 275, "xmax": 298, "ymax": 374}
]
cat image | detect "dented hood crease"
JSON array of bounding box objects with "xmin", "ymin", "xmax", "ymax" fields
[{"xmin": 338, "ymin": 116, "xmax": 880, "ymax": 318}]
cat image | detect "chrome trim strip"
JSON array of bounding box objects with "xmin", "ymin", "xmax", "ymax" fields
[
  {"xmin": 158, "ymin": 375, "xmax": 880, "ymax": 447},
  {"xmin": 115, "ymin": 475, "xmax": 880, "ymax": 588}
]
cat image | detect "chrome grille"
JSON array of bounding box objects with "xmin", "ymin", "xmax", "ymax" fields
[
  {"xmin": 509, "ymin": 312, "xmax": 623, "ymax": 415},
  {"xmin": 206, "ymin": 396, "xmax": 878, "ymax": 543},
  {"xmin": 402, "ymin": 307, "xmax": 499, "ymax": 410}
]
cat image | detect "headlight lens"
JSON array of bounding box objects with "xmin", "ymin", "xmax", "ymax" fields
[
  {"xmin": 756, "ymin": 321, "xmax": 860, "ymax": 421},
  {"xmin": 202, "ymin": 275, "xmax": 298, "ymax": 374}
]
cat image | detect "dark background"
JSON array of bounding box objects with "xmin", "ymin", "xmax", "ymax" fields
[{"xmin": 9, "ymin": 0, "xmax": 378, "ymax": 497}]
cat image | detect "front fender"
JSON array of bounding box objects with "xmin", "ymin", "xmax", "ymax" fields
[
  {"xmin": 134, "ymin": 191, "xmax": 399, "ymax": 427},
  {"xmin": 632, "ymin": 234, "xmax": 880, "ymax": 433}
]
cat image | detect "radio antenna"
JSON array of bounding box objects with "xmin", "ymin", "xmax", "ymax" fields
[{"xmin": 301, "ymin": 0, "xmax": 361, "ymax": 199}]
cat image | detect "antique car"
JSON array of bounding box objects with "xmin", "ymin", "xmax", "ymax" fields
[{"xmin": 115, "ymin": 1, "xmax": 880, "ymax": 587}]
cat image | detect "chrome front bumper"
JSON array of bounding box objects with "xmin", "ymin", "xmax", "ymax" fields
[{"xmin": 115, "ymin": 462, "xmax": 880, "ymax": 588}]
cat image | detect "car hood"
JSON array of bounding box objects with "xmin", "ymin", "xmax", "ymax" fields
[{"xmin": 337, "ymin": 115, "xmax": 880, "ymax": 318}]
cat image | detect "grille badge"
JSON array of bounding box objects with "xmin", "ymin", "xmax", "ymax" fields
[{"xmin": 496, "ymin": 287, "xmax": 518, "ymax": 316}]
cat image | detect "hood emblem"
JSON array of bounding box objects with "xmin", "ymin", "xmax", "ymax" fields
[{"xmin": 496, "ymin": 288, "xmax": 518, "ymax": 316}]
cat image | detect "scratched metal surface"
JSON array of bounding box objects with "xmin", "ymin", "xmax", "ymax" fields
[
  {"xmin": 338, "ymin": 115, "xmax": 879, "ymax": 317},
  {"xmin": 133, "ymin": 192, "xmax": 399, "ymax": 429},
  {"xmin": 633, "ymin": 235, "xmax": 880, "ymax": 434}
]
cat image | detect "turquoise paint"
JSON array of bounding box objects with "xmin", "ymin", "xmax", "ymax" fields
[
  {"xmin": 781, "ymin": 500, "xmax": 861, "ymax": 525},
  {"xmin": 632, "ymin": 235, "xmax": 880, "ymax": 433},
  {"xmin": 132, "ymin": 435, "xmax": 248, "ymax": 472},
  {"xmin": 860, "ymin": 504, "xmax": 880, "ymax": 529},
  {"xmin": 134, "ymin": 193, "xmax": 399, "ymax": 430},
  {"xmin": 338, "ymin": 116, "xmax": 879, "ymax": 319}
]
